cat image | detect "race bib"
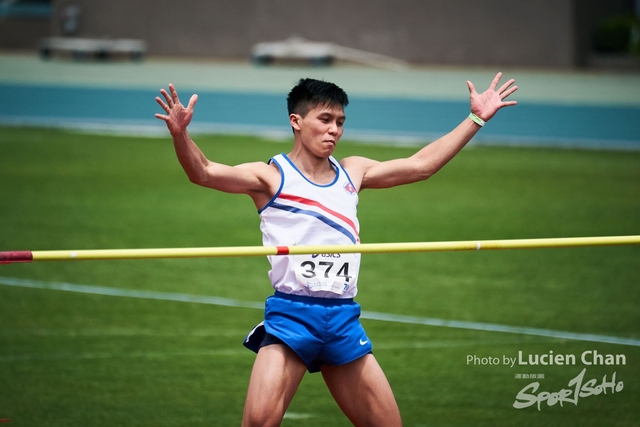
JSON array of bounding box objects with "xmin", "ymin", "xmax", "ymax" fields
[{"xmin": 293, "ymin": 253, "xmax": 357, "ymax": 295}]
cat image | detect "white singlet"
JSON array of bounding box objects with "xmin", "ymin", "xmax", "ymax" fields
[{"xmin": 259, "ymin": 153, "xmax": 361, "ymax": 298}]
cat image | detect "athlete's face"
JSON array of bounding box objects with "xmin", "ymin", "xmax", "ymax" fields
[{"xmin": 291, "ymin": 104, "xmax": 345, "ymax": 158}]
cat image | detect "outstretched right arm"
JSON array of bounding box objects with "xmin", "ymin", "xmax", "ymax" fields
[{"xmin": 155, "ymin": 84, "xmax": 278, "ymax": 206}]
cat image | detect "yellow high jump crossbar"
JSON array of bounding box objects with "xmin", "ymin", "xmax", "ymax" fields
[{"xmin": 1, "ymin": 235, "xmax": 639, "ymax": 264}]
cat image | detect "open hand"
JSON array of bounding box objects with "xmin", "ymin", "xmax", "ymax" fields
[
  {"xmin": 155, "ymin": 83, "xmax": 198, "ymax": 135},
  {"xmin": 467, "ymin": 72, "xmax": 518, "ymax": 122}
]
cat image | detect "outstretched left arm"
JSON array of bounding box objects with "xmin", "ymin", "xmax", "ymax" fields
[{"xmin": 343, "ymin": 72, "xmax": 517, "ymax": 190}]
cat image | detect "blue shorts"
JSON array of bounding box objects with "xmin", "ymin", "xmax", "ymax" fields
[{"xmin": 243, "ymin": 291, "xmax": 373, "ymax": 373}]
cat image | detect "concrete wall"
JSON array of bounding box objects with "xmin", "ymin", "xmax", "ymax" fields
[
  {"xmin": 0, "ymin": 15, "xmax": 50, "ymax": 50},
  {"xmin": 1, "ymin": 0, "xmax": 634, "ymax": 68}
]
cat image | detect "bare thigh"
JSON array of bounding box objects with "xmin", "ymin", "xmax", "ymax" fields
[
  {"xmin": 321, "ymin": 353, "xmax": 402, "ymax": 427},
  {"xmin": 242, "ymin": 344, "xmax": 308, "ymax": 427}
]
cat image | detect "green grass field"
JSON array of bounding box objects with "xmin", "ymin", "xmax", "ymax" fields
[{"xmin": 1, "ymin": 127, "xmax": 639, "ymax": 426}]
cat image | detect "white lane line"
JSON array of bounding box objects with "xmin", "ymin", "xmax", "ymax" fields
[
  {"xmin": 0, "ymin": 276, "xmax": 263, "ymax": 309},
  {"xmin": 2, "ymin": 276, "xmax": 639, "ymax": 347},
  {"xmin": 0, "ymin": 348, "xmax": 249, "ymax": 363},
  {"xmin": 283, "ymin": 412, "xmax": 315, "ymax": 420},
  {"xmin": 360, "ymin": 311, "xmax": 640, "ymax": 347}
]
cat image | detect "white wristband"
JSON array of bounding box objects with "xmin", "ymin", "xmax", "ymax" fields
[{"xmin": 469, "ymin": 113, "xmax": 485, "ymax": 127}]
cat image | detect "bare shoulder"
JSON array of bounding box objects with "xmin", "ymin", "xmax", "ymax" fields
[
  {"xmin": 234, "ymin": 161, "xmax": 281, "ymax": 209},
  {"xmin": 236, "ymin": 160, "xmax": 278, "ymax": 174},
  {"xmin": 339, "ymin": 156, "xmax": 379, "ymax": 191},
  {"xmin": 340, "ymin": 155, "xmax": 379, "ymax": 170},
  {"xmin": 236, "ymin": 160, "xmax": 280, "ymax": 187}
]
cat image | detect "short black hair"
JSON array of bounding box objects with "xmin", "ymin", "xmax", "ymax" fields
[{"xmin": 286, "ymin": 78, "xmax": 349, "ymax": 117}]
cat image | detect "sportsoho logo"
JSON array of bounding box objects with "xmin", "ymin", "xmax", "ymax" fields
[
  {"xmin": 512, "ymin": 350, "xmax": 625, "ymax": 411},
  {"xmin": 466, "ymin": 349, "xmax": 627, "ymax": 411}
]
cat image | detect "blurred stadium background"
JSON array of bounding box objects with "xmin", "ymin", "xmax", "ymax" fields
[
  {"xmin": 1, "ymin": 0, "xmax": 639, "ymax": 149},
  {"xmin": 1, "ymin": 1, "xmax": 639, "ymax": 426}
]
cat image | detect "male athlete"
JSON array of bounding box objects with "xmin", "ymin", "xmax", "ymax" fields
[{"xmin": 155, "ymin": 73, "xmax": 517, "ymax": 426}]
